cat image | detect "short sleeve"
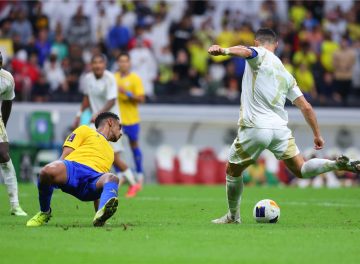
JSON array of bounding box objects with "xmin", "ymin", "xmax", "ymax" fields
[
  {"xmin": 286, "ymin": 77, "xmax": 303, "ymax": 103},
  {"xmin": 133, "ymin": 74, "xmax": 145, "ymax": 96},
  {"xmin": 81, "ymin": 75, "xmax": 89, "ymax": 95},
  {"xmin": 246, "ymin": 46, "xmax": 266, "ymax": 70},
  {"xmin": 63, "ymin": 126, "xmax": 87, "ymax": 150},
  {"xmin": 2, "ymin": 73, "xmax": 15, "ymax": 100},
  {"xmin": 106, "ymin": 73, "xmax": 118, "ymax": 100}
]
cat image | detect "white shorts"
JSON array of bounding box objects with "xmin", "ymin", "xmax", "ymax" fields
[
  {"xmin": 89, "ymin": 123, "xmax": 124, "ymax": 153},
  {"xmin": 229, "ymin": 126, "xmax": 299, "ymax": 166},
  {"xmin": 0, "ymin": 117, "xmax": 8, "ymax": 143}
]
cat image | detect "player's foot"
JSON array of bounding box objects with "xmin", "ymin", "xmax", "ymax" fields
[
  {"xmin": 336, "ymin": 155, "xmax": 360, "ymax": 172},
  {"xmin": 11, "ymin": 206, "xmax": 27, "ymax": 216},
  {"xmin": 26, "ymin": 210, "xmax": 52, "ymax": 227},
  {"xmin": 211, "ymin": 212, "xmax": 241, "ymax": 224},
  {"xmin": 93, "ymin": 197, "xmax": 118, "ymax": 227},
  {"xmin": 125, "ymin": 183, "xmax": 141, "ymax": 198}
]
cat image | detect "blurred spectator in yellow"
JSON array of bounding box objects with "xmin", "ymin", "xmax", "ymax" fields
[
  {"xmin": 281, "ymin": 55, "xmax": 294, "ymax": 75},
  {"xmin": 293, "ymin": 41, "xmax": 317, "ymax": 68},
  {"xmin": 347, "ymin": 10, "xmax": 360, "ymax": 41},
  {"xmin": 212, "ymin": 20, "xmax": 236, "ymax": 63},
  {"xmin": 320, "ymin": 32, "xmax": 339, "ymax": 72},
  {"xmin": 295, "ymin": 63, "xmax": 317, "ymax": 100},
  {"xmin": 188, "ymin": 37, "xmax": 208, "ymax": 76},
  {"xmin": 235, "ymin": 23, "xmax": 254, "ymax": 47},
  {"xmin": 290, "ymin": 0, "xmax": 307, "ymax": 30},
  {"xmin": 333, "ymin": 37, "xmax": 356, "ymax": 105}
]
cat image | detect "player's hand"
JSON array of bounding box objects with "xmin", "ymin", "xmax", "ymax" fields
[
  {"xmin": 208, "ymin": 45, "xmax": 225, "ymax": 56},
  {"xmin": 314, "ymin": 136, "xmax": 324, "ymax": 150},
  {"xmin": 118, "ymin": 87, "xmax": 126, "ymax": 94},
  {"xmin": 90, "ymin": 114, "xmax": 97, "ymax": 123}
]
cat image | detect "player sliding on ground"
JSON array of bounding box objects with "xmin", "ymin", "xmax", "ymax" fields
[
  {"xmin": 27, "ymin": 112, "xmax": 122, "ymax": 227},
  {"xmin": 208, "ymin": 28, "xmax": 360, "ymax": 224}
]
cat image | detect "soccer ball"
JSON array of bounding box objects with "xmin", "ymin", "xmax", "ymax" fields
[{"xmin": 253, "ymin": 199, "xmax": 280, "ymax": 223}]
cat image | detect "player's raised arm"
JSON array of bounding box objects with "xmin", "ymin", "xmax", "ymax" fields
[
  {"xmin": 293, "ymin": 95, "xmax": 324, "ymax": 150},
  {"xmin": 208, "ymin": 45, "xmax": 253, "ymax": 58}
]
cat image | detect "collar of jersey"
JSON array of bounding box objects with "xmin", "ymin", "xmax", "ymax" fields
[{"xmin": 97, "ymin": 131, "xmax": 108, "ymax": 140}]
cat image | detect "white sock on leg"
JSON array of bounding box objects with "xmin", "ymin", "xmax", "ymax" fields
[
  {"xmin": 0, "ymin": 160, "xmax": 19, "ymax": 207},
  {"xmin": 123, "ymin": 168, "xmax": 137, "ymax": 186},
  {"xmin": 226, "ymin": 175, "xmax": 243, "ymax": 220},
  {"xmin": 301, "ymin": 158, "xmax": 339, "ymax": 178}
]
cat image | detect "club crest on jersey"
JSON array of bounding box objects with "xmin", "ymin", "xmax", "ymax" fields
[{"xmin": 67, "ymin": 133, "xmax": 76, "ymax": 142}]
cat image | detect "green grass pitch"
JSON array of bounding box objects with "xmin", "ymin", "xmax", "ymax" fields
[{"xmin": 1, "ymin": 184, "xmax": 360, "ymax": 264}]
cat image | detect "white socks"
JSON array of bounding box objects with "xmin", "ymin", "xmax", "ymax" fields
[
  {"xmin": 301, "ymin": 158, "xmax": 339, "ymax": 178},
  {"xmin": 226, "ymin": 175, "xmax": 243, "ymax": 219},
  {"xmin": 122, "ymin": 168, "xmax": 137, "ymax": 186},
  {"xmin": 0, "ymin": 160, "xmax": 19, "ymax": 207}
]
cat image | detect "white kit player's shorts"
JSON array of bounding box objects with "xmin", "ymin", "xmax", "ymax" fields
[
  {"xmin": 89, "ymin": 123, "xmax": 124, "ymax": 153},
  {"xmin": 229, "ymin": 126, "xmax": 300, "ymax": 166},
  {"xmin": 0, "ymin": 117, "xmax": 9, "ymax": 143}
]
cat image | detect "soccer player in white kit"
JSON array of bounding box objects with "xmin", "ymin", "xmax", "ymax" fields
[
  {"xmin": 208, "ymin": 29, "xmax": 360, "ymax": 224},
  {"xmin": 74, "ymin": 54, "xmax": 139, "ymax": 199},
  {"xmin": 0, "ymin": 52, "xmax": 27, "ymax": 216}
]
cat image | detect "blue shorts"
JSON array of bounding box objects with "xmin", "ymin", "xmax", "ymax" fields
[
  {"xmin": 122, "ymin": 123, "xmax": 140, "ymax": 142},
  {"xmin": 59, "ymin": 160, "xmax": 103, "ymax": 201}
]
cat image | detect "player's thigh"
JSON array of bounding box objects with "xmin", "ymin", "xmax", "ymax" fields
[
  {"xmin": 283, "ymin": 154, "xmax": 305, "ymax": 178},
  {"xmin": 96, "ymin": 173, "xmax": 119, "ymax": 189},
  {"xmin": 40, "ymin": 160, "xmax": 68, "ymax": 185},
  {"xmin": 228, "ymin": 127, "xmax": 271, "ymax": 170},
  {"xmin": 123, "ymin": 124, "xmax": 140, "ymax": 146},
  {"xmin": 268, "ymin": 128, "xmax": 300, "ymax": 161}
]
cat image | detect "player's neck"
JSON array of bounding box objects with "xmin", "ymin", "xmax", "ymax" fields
[
  {"xmin": 97, "ymin": 128, "xmax": 109, "ymax": 140},
  {"xmin": 119, "ymin": 71, "xmax": 130, "ymax": 77},
  {"xmin": 260, "ymin": 44, "xmax": 276, "ymax": 53},
  {"xmin": 94, "ymin": 73, "xmax": 103, "ymax": 79}
]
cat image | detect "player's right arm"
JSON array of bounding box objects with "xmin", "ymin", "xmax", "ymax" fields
[
  {"xmin": 293, "ymin": 96, "xmax": 324, "ymax": 150},
  {"xmin": 73, "ymin": 95, "xmax": 90, "ymax": 128},
  {"xmin": 208, "ymin": 45, "xmax": 253, "ymax": 58},
  {"xmin": 60, "ymin": 147, "xmax": 74, "ymax": 160}
]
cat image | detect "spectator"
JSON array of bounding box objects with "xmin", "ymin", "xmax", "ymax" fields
[
  {"xmin": 128, "ymin": 24, "xmax": 152, "ymax": 50},
  {"xmin": 293, "ymin": 41, "xmax": 317, "ymax": 68},
  {"xmin": 30, "ymin": 1, "xmax": 49, "ymax": 32},
  {"xmin": 188, "ymin": 36, "xmax": 208, "ymax": 76},
  {"xmin": 35, "ymin": 29, "xmax": 51, "ymax": 66},
  {"xmin": 289, "ymin": 0, "xmax": 307, "ymax": 30},
  {"xmin": 320, "ymin": 32, "xmax": 339, "ymax": 72},
  {"xmin": 318, "ymin": 72, "xmax": 338, "ymax": 104},
  {"xmin": 51, "ymin": 32, "xmax": 68, "ymax": 62},
  {"xmin": 211, "ymin": 20, "xmax": 236, "ymax": 63},
  {"xmin": 32, "ymin": 71, "xmax": 50, "ymax": 102},
  {"xmin": 43, "ymin": 52, "xmax": 66, "ymax": 92},
  {"xmin": 67, "ymin": 5, "xmax": 91, "ymax": 47},
  {"xmin": 323, "ymin": 10, "xmax": 347, "ymax": 43},
  {"xmin": 93, "ymin": 7, "xmax": 110, "ymax": 44},
  {"xmin": 295, "ymin": 63, "xmax": 317, "ymax": 100},
  {"xmin": 0, "ymin": 18, "xmax": 12, "ymax": 38},
  {"xmin": 107, "ymin": 15, "xmax": 131, "ymax": 52},
  {"xmin": 302, "ymin": 10, "xmax": 319, "ymax": 31},
  {"xmin": 169, "ymin": 14, "xmax": 193, "ymax": 57},
  {"xmin": 333, "ymin": 37, "xmax": 356, "ymax": 105},
  {"xmin": 10, "ymin": 8, "xmax": 33, "ymax": 45}
]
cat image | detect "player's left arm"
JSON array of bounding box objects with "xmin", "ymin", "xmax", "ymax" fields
[
  {"xmin": 1, "ymin": 100, "xmax": 12, "ymax": 127},
  {"xmin": 60, "ymin": 146, "xmax": 74, "ymax": 160},
  {"xmin": 124, "ymin": 75, "xmax": 145, "ymax": 103},
  {"xmin": 208, "ymin": 44, "xmax": 254, "ymax": 58}
]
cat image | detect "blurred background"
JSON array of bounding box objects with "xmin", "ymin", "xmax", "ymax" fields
[{"xmin": 0, "ymin": 0, "xmax": 359, "ymax": 187}]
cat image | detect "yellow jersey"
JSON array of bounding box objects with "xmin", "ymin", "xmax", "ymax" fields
[
  {"xmin": 114, "ymin": 72, "xmax": 144, "ymax": 125},
  {"xmin": 63, "ymin": 125, "xmax": 114, "ymax": 173}
]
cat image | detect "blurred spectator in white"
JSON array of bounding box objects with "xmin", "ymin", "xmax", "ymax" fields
[
  {"xmin": 333, "ymin": 36, "xmax": 356, "ymax": 105},
  {"xmin": 43, "ymin": 51, "xmax": 66, "ymax": 93},
  {"xmin": 352, "ymin": 40, "xmax": 360, "ymax": 94},
  {"xmin": 130, "ymin": 39, "xmax": 157, "ymax": 97},
  {"xmin": 103, "ymin": 0, "xmax": 122, "ymax": 27},
  {"xmin": 147, "ymin": 12, "xmax": 170, "ymax": 63},
  {"xmin": 42, "ymin": 0, "xmax": 78, "ymax": 33},
  {"xmin": 107, "ymin": 15, "xmax": 131, "ymax": 52},
  {"xmin": 92, "ymin": 7, "xmax": 111, "ymax": 44},
  {"xmin": 67, "ymin": 5, "xmax": 91, "ymax": 47},
  {"xmin": 10, "ymin": 8, "xmax": 32, "ymax": 45},
  {"xmin": 323, "ymin": 10, "xmax": 347, "ymax": 43},
  {"xmin": 121, "ymin": 3, "xmax": 137, "ymax": 31}
]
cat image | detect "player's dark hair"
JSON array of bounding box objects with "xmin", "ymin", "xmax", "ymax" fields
[
  {"xmin": 117, "ymin": 52, "xmax": 130, "ymax": 60},
  {"xmin": 95, "ymin": 112, "xmax": 120, "ymax": 128},
  {"xmin": 255, "ymin": 28, "xmax": 277, "ymax": 44},
  {"xmin": 91, "ymin": 53, "xmax": 107, "ymax": 63}
]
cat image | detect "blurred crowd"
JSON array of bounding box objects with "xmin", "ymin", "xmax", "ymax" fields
[{"xmin": 0, "ymin": 0, "xmax": 360, "ymax": 105}]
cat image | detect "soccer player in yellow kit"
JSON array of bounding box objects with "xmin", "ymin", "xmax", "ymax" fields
[
  {"xmin": 27, "ymin": 112, "xmax": 122, "ymax": 227},
  {"xmin": 114, "ymin": 53, "xmax": 145, "ymax": 195}
]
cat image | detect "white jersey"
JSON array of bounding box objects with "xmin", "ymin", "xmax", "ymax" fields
[
  {"xmin": 239, "ymin": 46, "xmax": 303, "ymax": 129},
  {"xmin": 82, "ymin": 70, "xmax": 120, "ymax": 116},
  {"xmin": 0, "ymin": 69, "xmax": 15, "ymax": 102}
]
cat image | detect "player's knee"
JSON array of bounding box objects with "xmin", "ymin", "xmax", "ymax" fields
[
  {"xmin": 226, "ymin": 162, "xmax": 246, "ymax": 177},
  {"xmin": 39, "ymin": 165, "xmax": 55, "ymax": 183},
  {"xmin": 0, "ymin": 149, "xmax": 10, "ymax": 163},
  {"xmin": 106, "ymin": 173, "xmax": 119, "ymax": 184}
]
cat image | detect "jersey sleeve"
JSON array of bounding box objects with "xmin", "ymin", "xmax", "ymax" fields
[
  {"xmin": 286, "ymin": 77, "xmax": 303, "ymax": 103},
  {"xmin": 106, "ymin": 73, "xmax": 118, "ymax": 100},
  {"xmin": 2, "ymin": 74, "xmax": 15, "ymax": 100},
  {"xmin": 63, "ymin": 125, "xmax": 87, "ymax": 150},
  {"xmin": 245, "ymin": 46, "xmax": 266, "ymax": 70},
  {"xmin": 133, "ymin": 74, "xmax": 145, "ymax": 96},
  {"xmin": 81, "ymin": 75, "xmax": 89, "ymax": 95}
]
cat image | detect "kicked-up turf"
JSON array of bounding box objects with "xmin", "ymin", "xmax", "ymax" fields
[{"xmin": 0, "ymin": 184, "xmax": 360, "ymax": 264}]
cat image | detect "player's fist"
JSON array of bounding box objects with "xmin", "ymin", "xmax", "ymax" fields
[
  {"xmin": 314, "ymin": 136, "xmax": 325, "ymax": 150},
  {"xmin": 208, "ymin": 45, "xmax": 225, "ymax": 56}
]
